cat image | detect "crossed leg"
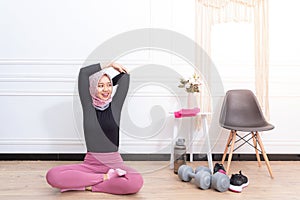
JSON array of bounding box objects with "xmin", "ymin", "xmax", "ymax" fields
[{"xmin": 46, "ymin": 155, "xmax": 143, "ymax": 194}]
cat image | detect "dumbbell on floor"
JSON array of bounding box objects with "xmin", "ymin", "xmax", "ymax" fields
[
  {"xmin": 194, "ymin": 166, "xmax": 212, "ymax": 190},
  {"xmin": 178, "ymin": 165, "xmax": 211, "ymax": 190},
  {"xmin": 178, "ymin": 165, "xmax": 230, "ymax": 192},
  {"xmin": 211, "ymin": 171, "xmax": 230, "ymax": 192},
  {"xmin": 197, "ymin": 166, "xmax": 229, "ymax": 192}
]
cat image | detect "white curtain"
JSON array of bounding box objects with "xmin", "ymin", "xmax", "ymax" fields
[{"xmin": 195, "ymin": 0, "xmax": 270, "ymax": 119}]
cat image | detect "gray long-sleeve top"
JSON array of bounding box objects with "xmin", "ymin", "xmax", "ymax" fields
[{"xmin": 78, "ymin": 63, "xmax": 129, "ymax": 152}]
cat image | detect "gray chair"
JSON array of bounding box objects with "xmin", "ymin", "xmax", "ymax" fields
[{"xmin": 219, "ymin": 89, "xmax": 274, "ymax": 178}]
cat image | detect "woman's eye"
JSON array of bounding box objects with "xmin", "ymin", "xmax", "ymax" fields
[{"xmin": 98, "ymin": 83, "xmax": 111, "ymax": 89}]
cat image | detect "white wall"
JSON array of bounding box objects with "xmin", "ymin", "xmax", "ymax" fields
[{"xmin": 0, "ymin": 0, "xmax": 299, "ymax": 154}]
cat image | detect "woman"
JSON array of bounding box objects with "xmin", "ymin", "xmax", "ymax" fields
[{"xmin": 46, "ymin": 63, "xmax": 143, "ymax": 194}]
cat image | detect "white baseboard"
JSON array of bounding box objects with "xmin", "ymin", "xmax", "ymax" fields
[{"xmin": 0, "ymin": 138, "xmax": 299, "ymax": 154}]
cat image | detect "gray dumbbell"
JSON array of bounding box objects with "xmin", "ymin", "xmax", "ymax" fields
[
  {"xmin": 178, "ymin": 165, "xmax": 195, "ymax": 182},
  {"xmin": 194, "ymin": 166, "xmax": 212, "ymax": 190},
  {"xmin": 178, "ymin": 165, "xmax": 230, "ymax": 192},
  {"xmin": 211, "ymin": 172, "xmax": 230, "ymax": 192},
  {"xmin": 195, "ymin": 167, "xmax": 229, "ymax": 192},
  {"xmin": 178, "ymin": 165, "xmax": 212, "ymax": 190}
]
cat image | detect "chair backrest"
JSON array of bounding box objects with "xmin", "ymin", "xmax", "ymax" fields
[{"xmin": 219, "ymin": 89, "xmax": 270, "ymax": 131}]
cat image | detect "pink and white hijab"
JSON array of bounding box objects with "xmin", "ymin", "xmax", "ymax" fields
[{"xmin": 89, "ymin": 69, "xmax": 112, "ymax": 111}]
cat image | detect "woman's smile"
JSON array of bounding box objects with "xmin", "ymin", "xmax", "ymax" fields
[{"xmin": 101, "ymin": 92, "xmax": 110, "ymax": 99}]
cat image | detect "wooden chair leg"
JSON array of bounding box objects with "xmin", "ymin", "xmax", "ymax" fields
[
  {"xmin": 256, "ymin": 132, "xmax": 274, "ymax": 179},
  {"xmin": 221, "ymin": 130, "xmax": 233, "ymax": 165},
  {"xmin": 252, "ymin": 132, "xmax": 262, "ymax": 167},
  {"xmin": 226, "ymin": 130, "xmax": 237, "ymax": 175}
]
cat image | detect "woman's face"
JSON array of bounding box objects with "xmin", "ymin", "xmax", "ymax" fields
[{"xmin": 96, "ymin": 74, "xmax": 112, "ymax": 100}]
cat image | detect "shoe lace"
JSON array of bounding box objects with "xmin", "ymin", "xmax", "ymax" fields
[{"xmin": 238, "ymin": 170, "xmax": 248, "ymax": 182}]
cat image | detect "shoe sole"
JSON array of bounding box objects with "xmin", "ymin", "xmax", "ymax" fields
[{"xmin": 229, "ymin": 180, "xmax": 249, "ymax": 193}]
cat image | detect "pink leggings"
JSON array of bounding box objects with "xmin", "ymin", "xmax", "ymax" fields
[{"xmin": 46, "ymin": 152, "xmax": 143, "ymax": 194}]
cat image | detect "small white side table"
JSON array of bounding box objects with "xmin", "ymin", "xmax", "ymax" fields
[{"xmin": 169, "ymin": 112, "xmax": 213, "ymax": 172}]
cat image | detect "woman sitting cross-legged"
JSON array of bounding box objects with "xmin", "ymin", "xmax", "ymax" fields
[{"xmin": 46, "ymin": 63, "xmax": 143, "ymax": 194}]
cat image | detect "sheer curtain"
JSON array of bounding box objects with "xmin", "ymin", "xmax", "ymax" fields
[{"xmin": 195, "ymin": 0, "xmax": 270, "ymax": 119}]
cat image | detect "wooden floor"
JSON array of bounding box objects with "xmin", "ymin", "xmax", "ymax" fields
[{"xmin": 0, "ymin": 160, "xmax": 299, "ymax": 200}]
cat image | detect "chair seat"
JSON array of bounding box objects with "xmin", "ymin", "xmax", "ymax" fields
[{"xmin": 222, "ymin": 122, "xmax": 274, "ymax": 132}]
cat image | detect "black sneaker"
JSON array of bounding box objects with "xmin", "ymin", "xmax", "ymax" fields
[
  {"xmin": 229, "ymin": 171, "xmax": 249, "ymax": 193},
  {"xmin": 213, "ymin": 163, "xmax": 226, "ymax": 174}
]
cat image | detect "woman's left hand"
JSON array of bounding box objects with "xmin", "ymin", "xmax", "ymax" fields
[{"xmin": 110, "ymin": 63, "xmax": 128, "ymax": 73}]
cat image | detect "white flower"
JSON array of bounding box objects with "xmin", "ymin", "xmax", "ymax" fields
[{"xmin": 178, "ymin": 72, "xmax": 202, "ymax": 93}]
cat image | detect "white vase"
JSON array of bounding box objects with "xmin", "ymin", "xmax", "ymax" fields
[{"xmin": 187, "ymin": 93, "xmax": 200, "ymax": 109}]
